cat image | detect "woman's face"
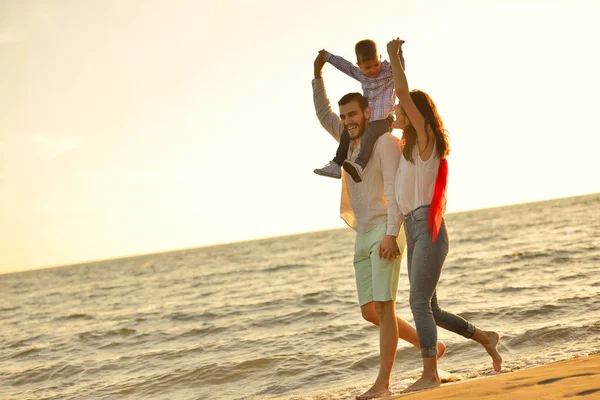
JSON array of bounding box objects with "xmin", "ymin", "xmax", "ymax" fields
[{"xmin": 392, "ymin": 107, "xmax": 409, "ymax": 130}]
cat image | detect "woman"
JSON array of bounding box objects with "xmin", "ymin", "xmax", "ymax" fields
[{"xmin": 387, "ymin": 38, "xmax": 503, "ymax": 393}]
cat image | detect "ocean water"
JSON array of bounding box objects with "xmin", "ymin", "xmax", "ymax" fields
[{"xmin": 1, "ymin": 193, "xmax": 600, "ymax": 400}]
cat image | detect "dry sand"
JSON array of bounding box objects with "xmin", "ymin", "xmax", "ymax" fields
[{"xmin": 391, "ymin": 354, "xmax": 600, "ymax": 399}]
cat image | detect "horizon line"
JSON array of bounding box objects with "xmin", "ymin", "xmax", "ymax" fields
[{"xmin": 2, "ymin": 191, "xmax": 598, "ymax": 276}]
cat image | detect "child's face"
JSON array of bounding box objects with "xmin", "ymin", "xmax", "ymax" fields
[{"xmin": 357, "ymin": 57, "xmax": 382, "ymax": 78}]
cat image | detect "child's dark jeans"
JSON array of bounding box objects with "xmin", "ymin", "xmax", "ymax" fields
[{"xmin": 333, "ymin": 116, "xmax": 394, "ymax": 168}]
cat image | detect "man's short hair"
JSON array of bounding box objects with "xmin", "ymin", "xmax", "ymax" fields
[
  {"xmin": 355, "ymin": 39, "xmax": 378, "ymax": 63},
  {"xmin": 338, "ymin": 92, "xmax": 369, "ymax": 111}
]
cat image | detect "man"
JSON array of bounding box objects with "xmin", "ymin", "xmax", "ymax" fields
[{"xmin": 312, "ymin": 53, "xmax": 444, "ymax": 400}]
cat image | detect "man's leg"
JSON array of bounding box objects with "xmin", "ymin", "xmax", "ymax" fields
[
  {"xmin": 360, "ymin": 303, "xmax": 446, "ymax": 357},
  {"xmin": 353, "ymin": 223, "xmax": 445, "ymax": 399},
  {"xmin": 376, "ymin": 301, "xmax": 398, "ymax": 392},
  {"xmin": 359, "ymin": 225, "xmax": 415, "ymax": 347},
  {"xmin": 356, "ymin": 222, "xmax": 401, "ymax": 400},
  {"xmin": 355, "ymin": 303, "xmax": 397, "ymax": 400}
]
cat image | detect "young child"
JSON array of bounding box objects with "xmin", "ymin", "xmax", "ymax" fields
[{"xmin": 314, "ymin": 39, "xmax": 405, "ymax": 183}]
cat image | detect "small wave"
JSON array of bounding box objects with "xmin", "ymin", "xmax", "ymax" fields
[
  {"xmin": 177, "ymin": 326, "xmax": 227, "ymax": 339},
  {"xmin": 558, "ymin": 273, "xmax": 589, "ymax": 281},
  {"xmin": 99, "ymin": 342, "xmax": 124, "ymax": 350},
  {"xmin": 503, "ymin": 248, "xmax": 578, "ymax": 261},
  {"xmin": 488, "ymin": 285, "xmax": 554, "ymax": 294},
  {"xmin": 10, "ymin": 362, "xmax": 84, "ymax": 386},
  {"xmin": 458, "ymin": 303, "xmax": 565, "ymax": 322},
  {"xmin": 141, "ymin": 357, "xmax": 279, "ymax": 389},
  {"xmin": 503, "ymin": 251, "xmax": 547, "ymax": 260},
  {"xmin": 192, "ymin": 270, "xmax": 244, "ymax": 283},
  {"xmin": 519, "ymin": 304, "xmax": 563, "ymax": 318},
  {"xmin": 57, "ymin": 313, "xmax": 95, "ymax": 320},
  {"xmin": 78, "ymin": 328, "xmax": 137, "ymax": 341},
  {"xmin": 455, "ymin": 234, "xmax": 501, "ymax": 244},
  {"xmin": 263, "ymin": 264, "xmax": 311, "ymax": 273},
  {"xmin": 96, "ymin": 332, "xmax": 157, "ymax": 349},
  {"xmin": 300, "ymin": 297, "xmax": 320, "ymax": 305},
  {"xmin": 349, "ymin": 353, "xmax": 379, "ymax": 371},
  {"xmin": 557, "ymin": 295, "xmax": 594, "ymax": 305},
  {"xmin": 165, "ymin": 311, "xmax": 220, "ymax": 322},
  {"xmin": 552, "ymin": 256, "xmax": 573, "ymax": 263},
  {"xmin": 253, "ymin": 309, "xmax": 334, "ymax": 327},
  {"xmin": 505, "ymin": 323, "xmax": 600, "ymax": 349},
  {"xmin": 7, "ymin": 335, "xmax": 44, "ymax": 348},
  {"xmin": 10, "ymin": 347, "xmax": 42, "ymax": 359},
  {"xmin": 301, "ymin": 291, "xmax": 327, "ymax": 299},
  {"xmin": 503, "ymin": 266, "xmax": 521, "ymax": 273}
]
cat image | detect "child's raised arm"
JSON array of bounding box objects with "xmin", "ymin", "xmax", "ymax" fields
[{"xmin": 319, "ymin": 49, "xmax": 365, "ymax": 82}]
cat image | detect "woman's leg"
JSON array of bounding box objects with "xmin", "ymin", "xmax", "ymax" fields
[
  {"xmin": 404, "ymin": 211, "xmax": 449, "ymax": 393},
  {"xmin": 360, "ymin": 302, "xmax": 446, "ymax": 357},
  {"xmin": 429, "ymin": 221, "xmax": 503, "ymax": 371}
]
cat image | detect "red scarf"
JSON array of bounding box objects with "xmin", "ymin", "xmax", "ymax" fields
[{"xmin": 428, "ymin": 158, "xmax": 448, "ymax": 243}]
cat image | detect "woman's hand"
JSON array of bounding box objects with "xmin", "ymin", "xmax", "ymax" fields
[
  {"xmin": 387, "ymin": 38, "xmax": 404, "ymax": 57},
  {"xmin": 378, "ymin": 235, "xmax": 400, "ymax": 261}
]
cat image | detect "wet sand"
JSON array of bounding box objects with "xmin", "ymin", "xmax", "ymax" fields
[{"xmin": 392, "ymin": 354, "xmax": 600, "ymax": 399}]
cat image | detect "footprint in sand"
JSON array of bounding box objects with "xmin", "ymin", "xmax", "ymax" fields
[
  {"xmin": 567, "ymin": 388, "xmax": 600, "ymax": 397},
  {"xmin": 537, "ymin": 372, "xmax": 596, "ymax": 385}
]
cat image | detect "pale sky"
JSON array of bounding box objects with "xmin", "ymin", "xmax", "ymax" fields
[{"xmin": 1, "ymin": 0, "xmax": 599, "ymax": 274}]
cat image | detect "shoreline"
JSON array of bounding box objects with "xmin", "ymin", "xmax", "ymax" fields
[{"xmin": 390, "ymin": 354, "xmax": 600, "ymax": 399}]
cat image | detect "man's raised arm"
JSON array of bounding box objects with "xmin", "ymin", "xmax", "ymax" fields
[{"xmin": 312, "ymin": 53, "xmax": 343, "ymax": 143}]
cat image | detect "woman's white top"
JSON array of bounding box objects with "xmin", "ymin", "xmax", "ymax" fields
[{"xmin": 395, "ymin": 140, "xmax": 440, "ymax": 216}]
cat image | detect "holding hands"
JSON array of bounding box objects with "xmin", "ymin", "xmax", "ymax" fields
[
  {"xmin": 314, "ymin": 49, "xmax": 327, "ymax": 79},
  {"xmin": 378, "ymin": 235, "xmax": 401, "ymax": 261}
]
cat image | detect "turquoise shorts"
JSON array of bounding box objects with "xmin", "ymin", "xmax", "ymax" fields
[{"xmin": 353, "ymin": 221, "xmax": 405, "ymax": 306}]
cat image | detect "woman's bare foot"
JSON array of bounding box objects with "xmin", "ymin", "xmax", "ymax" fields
[
  {"xmin": 437, "ymin": 341, "xmax": 446, "ymax": 360},
  {"xmin": 485, "ymin": 331, "xmax": 503, "ymax": 372},
  {"xmin": 476, "ymin": 330, "xmax": 503, "ymax": 372},
  {"xmin": 402, "ymin": 374, "xmax": 441, "ymax": 393},
  {"xmin": 355, "ymin": 384, "xmax": 394, "ymax": 400}
]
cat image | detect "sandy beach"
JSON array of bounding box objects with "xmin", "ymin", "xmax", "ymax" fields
[{"xmin": 392, "ymin": 354, "xmax": 600, "ymax": 399}]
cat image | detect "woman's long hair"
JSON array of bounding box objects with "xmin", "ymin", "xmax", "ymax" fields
[{"xmin": 402, "ymin": 90, "xmax": 450, "ymax": 163}]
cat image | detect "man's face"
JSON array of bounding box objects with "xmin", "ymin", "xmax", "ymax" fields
[
  {"xmin": 339, "ymin": 101, "xmax": 370, "ymax": 139},
  {"xmin": 357, "ymin": 57, "xmax": 382, "ymax": 78}
]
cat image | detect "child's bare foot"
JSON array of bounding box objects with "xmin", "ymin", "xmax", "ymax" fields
[
  {"xmin": 355, "ymin": 384, "xmax": 394, "ymax": 400},
  {"xmin": 402, "ymin": 375, "xmax": 441, "ymax": 393}
]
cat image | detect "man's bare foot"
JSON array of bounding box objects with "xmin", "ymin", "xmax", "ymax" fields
[
  {"xmin": 355, "ymin": 384, "xmax": 394, "ymax": 400},
  {"xmin": 402, "ymin": 375, "xmax": 441, "ymax": 393},
  {"xmin": 482, "ymin": 331, "xmax": 503, "ymax": 372},
  {"xmin": 437, "ymin": 341, "xmax": 446, "ymax": 360}
]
